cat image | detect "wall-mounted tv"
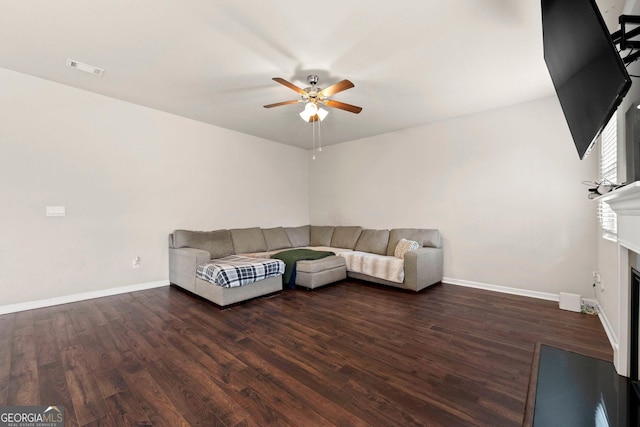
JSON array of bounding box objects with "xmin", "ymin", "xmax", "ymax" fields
[{"xmin": 542, "ymin": 0, "xmax": 632, "ymax": 159}]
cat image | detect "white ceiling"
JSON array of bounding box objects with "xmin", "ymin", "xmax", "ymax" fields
[{"xmin": 0, "ymin": 0, "xmax": 626, "ymax": 149}]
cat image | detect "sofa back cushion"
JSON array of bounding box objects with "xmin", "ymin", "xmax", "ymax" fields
[
  {"xmin": 310, "ymin": 226, "xmax": 335, "ymax": 247},
  {"xmin": 172, "ymin": 229, "xmax": 234, "ymax": 259},
  {"xmin": 386, "ymin": 228, "xmax": 442, "ymax": 255},
  {"xmin": 262, "ymin": 227, "xmax": 293, "ymax": 251},
  {"xmin": 330, "ymin": 226, "xmax": 363, "ymax": 249},
  {"xmin": 354, "ymin": 229, "xmax": 390, "ymax": 255},
  {"xmin": 284, "ymin": 225, "xmax": 310, "ymax": 247},
  {"xmin": 230, "ymin": 227, "xmax": 267, "ymax": 254}
]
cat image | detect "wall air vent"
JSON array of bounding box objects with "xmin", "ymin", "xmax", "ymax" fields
[{"xmin": 66, "ymin": 59, "xmax": 104, "ymax": 76}]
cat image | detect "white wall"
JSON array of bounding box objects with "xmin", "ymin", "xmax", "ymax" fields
[
  {"xmin": 310, "ymin": 97, "xmax": 598, "ymax": 295},
  {"xmin": 0, "ymin": 68, "xmax": 309, "ymax": 306}
]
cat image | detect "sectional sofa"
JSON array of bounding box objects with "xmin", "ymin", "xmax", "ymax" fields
[{"xmin": 168, "ymin": 225, "xmax": 443, "ymax": 306}]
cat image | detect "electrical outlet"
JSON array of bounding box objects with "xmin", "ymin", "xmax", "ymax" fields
[{"xmin": 132, "ymin": 257, "xmax": 140, "ymax": 268}]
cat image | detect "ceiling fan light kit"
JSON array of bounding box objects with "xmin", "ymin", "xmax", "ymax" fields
[
  {"xmin": 299, "ymin": 105, "xmax": 329, "ymax": 122},
  {"xmin": 264, "ymin": 74, "xmax": 362, "ymax": 123}
]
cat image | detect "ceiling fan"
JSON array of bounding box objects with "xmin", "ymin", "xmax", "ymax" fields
[{"xmin": 264, "ymin": 74, "xmax": 362, "ymax": 122}]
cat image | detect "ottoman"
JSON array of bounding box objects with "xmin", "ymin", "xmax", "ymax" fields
[{"xmin": 295, "ymin": 255, "xmax": 347, "ymax": 289}]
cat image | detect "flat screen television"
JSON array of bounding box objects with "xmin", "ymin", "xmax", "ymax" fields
[{"xmin": 542, "ymin": 0, "xmax": 632, "ymax": 159}]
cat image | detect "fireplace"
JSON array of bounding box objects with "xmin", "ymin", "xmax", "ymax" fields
[
  {"xmin": 598, "ymin": 181, "xmax": 640, "ymax": 377},
  {"xmin": 631, "ymin": 268, "xmax": 640, "ymax": 391}
]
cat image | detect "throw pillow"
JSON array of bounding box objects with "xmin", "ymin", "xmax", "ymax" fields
[{"xmin": 394, "ymin": 238, "xmax": 420, "ymax": 259}]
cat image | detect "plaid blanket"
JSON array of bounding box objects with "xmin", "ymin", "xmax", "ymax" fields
[{"xmin": 196, "ymin": 255, "xmax": 285, "ymax": 288}]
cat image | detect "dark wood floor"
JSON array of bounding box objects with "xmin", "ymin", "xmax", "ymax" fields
[{"xmin": 0, "ymin": 281, "xmax": 612, "ymax": 426}]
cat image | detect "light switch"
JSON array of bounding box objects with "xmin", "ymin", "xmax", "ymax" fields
[{"xmin": 46, "ymin": 206, "xmax": 66, "ymax": 217}]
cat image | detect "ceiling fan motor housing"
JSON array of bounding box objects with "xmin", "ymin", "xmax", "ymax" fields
[{"xmin": 304, "ymin": 75, "xmax": 322, "ymax": 101}]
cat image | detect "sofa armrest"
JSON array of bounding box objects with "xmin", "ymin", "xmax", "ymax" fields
[
  {"xmin": 169, "ymin": 247, "xmax": 211, "ymax": 292},
  {"xmin": 403, "ymin": 247, "xmax": 443, "ymax": 292}
]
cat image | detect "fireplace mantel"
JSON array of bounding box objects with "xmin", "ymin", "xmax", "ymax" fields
[
  {"xmin": 599, "ymin": 180, "xmax": 640, "ymax": 208},
  {"xmin": 600, "ymin": 181, "xmax": 640, "ymax": 254}
]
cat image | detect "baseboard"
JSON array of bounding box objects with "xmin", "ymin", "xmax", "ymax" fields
[
  {"xmin": 593, "ymin": 300, "xmax": 619, "ymax": 355},
  {"xmin": 0, "ymin": 280, "xmax": 169, "ymax": 315},
  {"xmin": 443, "ymin": 277, "xmax": 559, "ymax": 301}
]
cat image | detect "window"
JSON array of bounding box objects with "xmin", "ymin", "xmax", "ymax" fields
[{"xmin": 598, "ymin": 113, "xmax": 618, "ymax": 236}]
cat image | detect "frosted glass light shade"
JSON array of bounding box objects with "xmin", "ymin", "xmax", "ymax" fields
[
  {"xmin": 299, "ymin": 110, "xmax": 312, "ymax": 121},
  {"xmin": 305, "ymin": 102, "xmax": 318, "ymax": 115},
  {"xmin": 317, "ymin": 107, "xmax": 328, "ymax": 121}
]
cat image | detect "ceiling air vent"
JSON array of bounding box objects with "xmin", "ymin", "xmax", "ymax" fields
[{"xmin": 66, "ymin": 59, "xmax": 104, "ymax": 76}]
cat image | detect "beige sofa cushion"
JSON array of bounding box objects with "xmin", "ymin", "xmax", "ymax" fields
[
  {"xmin": 172, "ymin": 229, "xmax": 234, "ymax": 259},
  {"xmin": 230, "ymin": 227, "xmax": 267, "ymax": 254},
  {"xmin": 330, "ymin": 226, "xmax": 363, "ymax": 249},
  {"xmin": 310, "ymin": 226, "xmax": 335, "ymax": 247},
  {"xmin": 284, "ymin": 225, "xmax": 310, "ymax": 247},
  {"xmin": 354, "ymin": 229, "xmax": 390, "ymax": 255},
  {"xmin": 262, "ymin": 227, "xmax": 292, "ymax": 251},
  {"xmin": 296, "ymin": 255, "xmax": 346, "ymax": 274},
  {"xmin": 386, "ymin": 228, "xmax": 442, "ymax": 255}
]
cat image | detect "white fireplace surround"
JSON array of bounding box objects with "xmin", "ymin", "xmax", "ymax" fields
[{"xmin": 599, "ymin": 181, "xmax": 640, "ymax": 376}]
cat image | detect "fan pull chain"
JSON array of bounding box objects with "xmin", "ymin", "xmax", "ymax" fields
[
  {"xmin": 312, "ymin": 118, "xmax": 316, "ymax": 160},
  {"xmin": 318, "ymin": 117, "xmax": 322, "ymax": 152}
]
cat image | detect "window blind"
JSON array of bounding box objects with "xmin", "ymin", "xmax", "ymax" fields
[{"xmin": 599, "ymin": 113, "xmax": 617, "ymax": 235}]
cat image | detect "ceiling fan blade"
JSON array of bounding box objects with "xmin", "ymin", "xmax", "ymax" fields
[
  {"xmin": 272, "ymin": 77, "xmax": 306, "ymax": 95},
  {"xmin": 319, "ymin": 79, "xmax": 354, "ymax": 97},
  {"xmin": 263, "ymin": 100, "xmax": 300, "ymax": 108},
  {"xmin": 324, "ymin": 99, "xmax": 363, "ymax": 114}
]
